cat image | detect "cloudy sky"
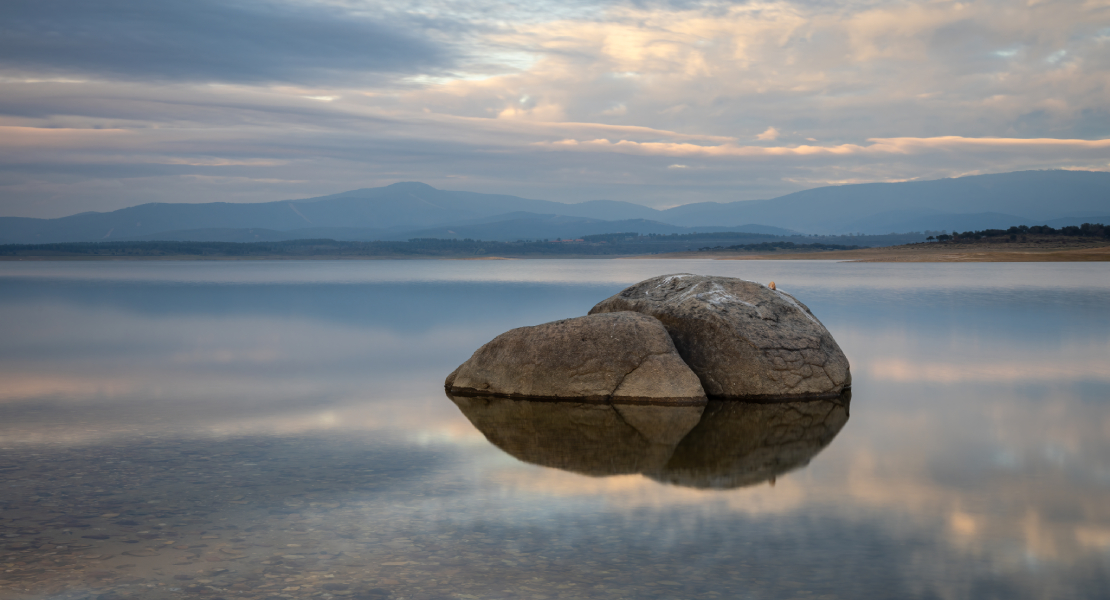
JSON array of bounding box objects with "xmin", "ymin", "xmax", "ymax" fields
[{"xmin": 1, "ymin": 0, "xmax": 1109, "ymax": 217}]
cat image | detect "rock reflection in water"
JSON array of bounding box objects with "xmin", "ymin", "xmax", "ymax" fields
[
  {"xmin": 652, "ymin": 392, "xmax": 850, "ymax": 489},
  {"xmin": 448, "ymin": 390, "xmax": 850, "ymax": 488},
  {"xmin": 447, "ymin": 395, "xmax": 704, "ymax": 476}
]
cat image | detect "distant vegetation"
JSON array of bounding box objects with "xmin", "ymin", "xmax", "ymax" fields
[
  {"xmin": 0, "ymin": 231, "xmax": 925, "ymax": 258},
  {"xmin": 927, "ymin": 223, "xmax": 1107, "ymax": 242},
  {"xmin": 581, "ymin": 232, "xmax": 784, "ymax": 243},
  {"xmin": 697, "ymin": 241, "xmax": 862, "ymax": 253},
  {"xmin": 578, "ymin": 231, "xmax": 921, "ymax": 247},
  {"xmin": 5, "ymin": 225, "xmax": 1103, "ymax": 258}
]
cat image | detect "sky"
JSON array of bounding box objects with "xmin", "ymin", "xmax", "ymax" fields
[{"xmin": 1, "ymin": 0, "xmax": 1109, "ymax": 218}]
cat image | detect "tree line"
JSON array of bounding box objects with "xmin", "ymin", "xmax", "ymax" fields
[
  {"xmin": 0, "ymin": 230, "xmax": 931, "ymax": 258},
  {"xmin": 1, "ymin": 237, "xmax": 783, "ymax": 258},
  {"xmin": 697, "ymin": 241, "xmax": 862, "ymax": 252},
  {"xmin": 927, "ymin": 223, "xmax": 1107, "ymax": 242}
]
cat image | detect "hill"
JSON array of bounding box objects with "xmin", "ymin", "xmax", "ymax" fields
[
  {"xmin": 1, "ymin": 171, "xmax": 1107, "ymax": 243},
  {"xmin": 659, "ymin": 170, "xmax": 1110, "ymax": 232}
]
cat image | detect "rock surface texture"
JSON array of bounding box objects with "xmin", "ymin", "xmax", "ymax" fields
[
  {"xmin": 589, "ymin": 274, "xmax": 851, "ymax": 400},
  {"xmin": 445, "ymin": 312, "xmax": 707, "ymax": 406}
]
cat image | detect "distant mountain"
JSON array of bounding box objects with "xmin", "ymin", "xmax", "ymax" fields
[
  {"xmin": 395, "ymin": 214, "xmax": 795, "ymax": 241},
  {"xmin": 1, "ymin": 170, "xmax": 1107, "ymax": 243},
  {"xmin": 0, "ymin": 183, "xmax": 664, "ymax": 244},
  {"xmin": 658, "ymin": 170, "xmax": 1110, "ymax": 233},
  {"xmin": 844, "ymin": 211, "xmax": 1036, "ymax": 234},
  {"xmin": 1042, "ymin": 215, "xmax": 1110, "ymax": 229},
  {"xmin": 123, "ymin": 214, "xmax": 796, "ymax": 244},
  {"xmin": 124, "ymin": 227, "xmax": 385, "ymax": 243}
]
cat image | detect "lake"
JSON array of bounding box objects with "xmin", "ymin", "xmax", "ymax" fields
[{"xmin": 1, "ymin": 259, "xmax": 1108, "ymax": 600}]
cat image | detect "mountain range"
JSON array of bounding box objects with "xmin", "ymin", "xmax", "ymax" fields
[{"xmin": 1, "ymin": 170, "xmax": 1108, "ymax": 244}]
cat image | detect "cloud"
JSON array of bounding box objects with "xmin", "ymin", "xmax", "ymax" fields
[
  {"xmin": 1, "ymin": 0, "xmax": 1109, "ymax": 216},
  {"xmin": 756, "ymin": 126, "xmax": 779, "ymax": 141},
  {"xmin": 0, "ymin": 0, "xmax": 451, "ymax": 85},
  {"xmin": 531, "ymin": 135, "xmax": 1110, "ymax": 160}
]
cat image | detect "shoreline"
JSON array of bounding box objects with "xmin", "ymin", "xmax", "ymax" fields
[
  {"xmin": 644, "ymin": 240, "xmax": 1110, "ymax": 262},
  {"xmin": 3, "ymin": 240, "xmax": 1108, "ymax": 262}
]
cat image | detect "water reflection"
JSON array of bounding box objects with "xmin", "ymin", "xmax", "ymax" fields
[
  {"xmin": 449, "ymin": 392, "xmax": 850, "ymax": 490},
  {"xmin": 448, "ymin": 395, "xmax": 704, "ymax": 478},
  {"xmin": 2, "ymin": 260, "xmax": 1109, "ymax": 600},
  {"xmin": 654, "ymin": 393, "xmax": 850, "ymax": 489}
]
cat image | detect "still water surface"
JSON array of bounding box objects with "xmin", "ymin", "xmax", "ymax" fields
[{"xmin": 1, "ymin": 260, "xmax": 1108, "ymax": 600}]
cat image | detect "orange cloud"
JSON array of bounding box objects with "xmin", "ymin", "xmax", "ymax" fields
[{"xmin": 533, "ymin": 136, "xmax": 1110, "ymax": 160}]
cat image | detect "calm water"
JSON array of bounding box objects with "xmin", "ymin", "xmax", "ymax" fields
[{"xmin": 1, "ymin": 260, "xmax": 1108, "ymax": 600}]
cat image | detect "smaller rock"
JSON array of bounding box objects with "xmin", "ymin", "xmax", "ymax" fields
[{"xmin": 446, "ymin": 312, "xmax": 706, "ymax": 406}]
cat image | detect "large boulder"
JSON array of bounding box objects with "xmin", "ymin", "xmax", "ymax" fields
[
  {"xmin": 589, "ymin": 274, "xmax": 850, "ymax": 399},
  {"xmin": 445, "ymin": 311, "xmax": 707, "ymax": 406}
]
